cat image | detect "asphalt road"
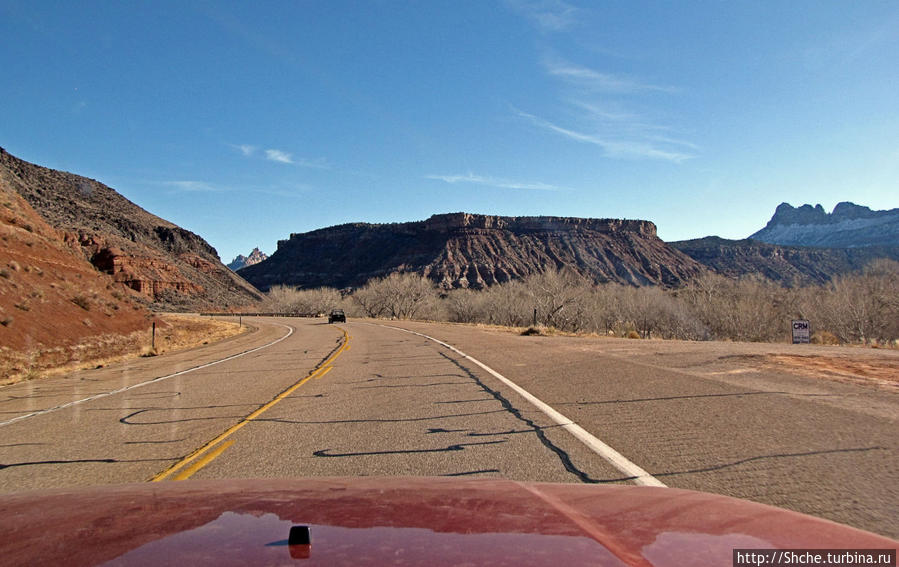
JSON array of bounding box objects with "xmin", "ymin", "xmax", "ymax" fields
[{"xmin": 1, "ymin": 317, "xmax": 896, "ymax": 539}]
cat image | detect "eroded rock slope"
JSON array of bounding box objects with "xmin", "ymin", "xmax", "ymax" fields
[
  {"xmin": 240, "ymin": 212, "xmax": 706, "ymax": 290},
  {"xmin": 0, "ymin": 148, "xmax": 262, "ymax": 310}
]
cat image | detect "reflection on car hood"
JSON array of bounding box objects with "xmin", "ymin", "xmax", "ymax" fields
[{"xmin": 0, "ymin": 477, "xmax": 894, "ymax": 566}]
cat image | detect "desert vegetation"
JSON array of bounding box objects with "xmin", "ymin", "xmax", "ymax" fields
[
  {"xmin": 0, "ymin": 314, "xmax": 246, "ymax": 385},
  {"xmin": 263, "ymin": 260, "xmax": 899, "ymax": 346}
]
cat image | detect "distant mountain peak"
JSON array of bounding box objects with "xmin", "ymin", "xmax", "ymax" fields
[
  {"xmin": 769, "ymin": 203, "xmax": 828, "ymax": 226},
  {"xmin": 228, "ymin": 247, "xmax": 268, "ymax": 271},
  {"xmin": 831, "ymin": 201, "xmax": 876, "ymax": 219},
  {"xmin": 751, "ymin": 202, "xmax": 899, "ymax": 248}
]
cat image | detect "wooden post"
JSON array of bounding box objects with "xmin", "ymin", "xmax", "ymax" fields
[
  {"xmin": 152, "ymin": 321, "xmax": 156, "ymax": 351},
  {"xmin": 533, "ymin": 308, "xmax": 537, "ymax": 327}
]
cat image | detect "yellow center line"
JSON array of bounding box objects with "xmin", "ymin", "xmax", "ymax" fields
[
  {"xmin": 150, "ymin": 328, "xmax": 348, "ymax": 482},
  {"xmin": 173, "ymin": 440, "xmax": 235, "ymax": 481}
]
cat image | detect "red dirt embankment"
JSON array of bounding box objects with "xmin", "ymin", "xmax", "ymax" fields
[{"xmin": 0, "ymin": 180, "xmax": 150, "ymax": 376}]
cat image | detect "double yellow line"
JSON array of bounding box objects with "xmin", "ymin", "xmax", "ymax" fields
[{"xmin": 151, "ymin": 329, "xmax": 349, "ymax": 482}]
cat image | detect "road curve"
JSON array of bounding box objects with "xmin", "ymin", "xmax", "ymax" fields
[
  {"xmin": 0, "ymin": 317, "xmax": 343, "ymax": 491},
  {"xmin": 1, "ymin": 316, "xmax": 896, "ymax": 539}
]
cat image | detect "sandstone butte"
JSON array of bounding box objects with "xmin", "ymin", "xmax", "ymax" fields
[{"xmin": 239, "ymin": 212, "xmax": 707, "ymax": 291}]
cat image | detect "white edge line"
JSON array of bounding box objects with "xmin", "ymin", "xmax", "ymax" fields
[
  {"xmin": 376, "ymin": 323, "xmax": 666, "ymax": 488},
  {"xmin": 0, "ymin": 322, "xmax": 295, "ymax": 428}
]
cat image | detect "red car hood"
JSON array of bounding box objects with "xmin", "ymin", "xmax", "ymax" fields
[{"xmin": 0, "ymin": 477, "xmax": 894, "ymax": 566}]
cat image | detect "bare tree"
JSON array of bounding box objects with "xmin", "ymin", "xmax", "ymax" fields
[
  {"xmin": 351, "ymin": 273, "xmax": 437, "ymax": 320},
  {"xmin": 679, "ymin": 273, "xmax": 788, "ymax": 342},
  {"xmin": 810, "ymin": 260, "xmax": 899, "ymax": 344},
  {"xmin": 480, "ymin": 280, "xmax": 531, "ymax": 326},
  {"xmin": 523, "ymin": 269, "xmax": 590, "ymax": 330},
  {"xmin": 273, "ymin": 258, "xmax": 897, "ymax": 345},
  {"xmin": 352, "ymin": 280, "xmax": 389, "ymax": 318},
  {"xmin": 265, "ymin": 285, "xmax": 344, "ymax": 316},
  {"xmin": 621, "ymin": 286, "xmax": 706, "ymax": 340},
  {"xmin": 445, "ymin": 288, "xmax": 483, "ymax": 323}
]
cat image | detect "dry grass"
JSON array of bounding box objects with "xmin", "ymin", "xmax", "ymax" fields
[{"xmin": 0, "ymin": 314, "xmax": 246, "ymax": 386}]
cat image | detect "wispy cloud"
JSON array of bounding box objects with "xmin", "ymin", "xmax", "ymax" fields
[
  {"xmin": 515, "ymin": 109, "xmax": 693, "ymax": 163},
  {"xmin": 506, "ymin": 0, "xmax": 578, "ymax": 32},
  {"xmin": 426, "ymin": 173, "xmax": 565, "ymax": 191},
  {"xmin": 164, "ymin": 180, "xmax": 224, "ymax": 192},
  {"xmin": 264, "ymin": 149, "xmax": 294, "ymax": 164},
  {"xmin": 542, "ymin": 57, "xmax": 678, "ymax": 94},
  {"xmin": 233, "ymin": 144, "xmax": 331, "ymax": 169},
  {"xmin": 571, "ymin": 101, "xmax": 700, "ymax": 150},
  {"xmin": 517, "ymin": 54, "xmax": 697, "ymax": 163},
  {"xmin": 568, "ymin": 100, "xmax": 641, "ymax": 123},
  {"xmin": 232, "ymin": 144, "xmax": 256, "ymax": 156}
]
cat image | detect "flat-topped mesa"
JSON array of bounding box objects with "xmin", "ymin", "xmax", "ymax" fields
[
  {"xmin": 421, "ymin": 213, "xmax": 657, "ymax": 236},
  {"xmin": 282, "ymin": 213, "xmax": 656, "ymax": 246},
  {"xmin": 254, "ymin": 211, "xmax": 697, "ymax": 291}
]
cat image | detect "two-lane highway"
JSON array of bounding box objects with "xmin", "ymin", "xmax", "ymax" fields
[
  {"xmin": 179, "ymin": 320, "xmax": 632, "ymax": 483},
  {"xmin": 0, "ymin": 317, "xmax": 627, "ymax": 492},
  {"xmin": 1, "ymin": 316, "xmax": 896, "ymax": 539}
]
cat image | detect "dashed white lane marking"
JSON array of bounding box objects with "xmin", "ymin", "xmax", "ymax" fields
[
  {"xmin": 0, "ymin": 323, "xmax": 295, "ymax": 428},
  {"xmin": 376, "ymin": 323, "xmax": 666, "ymax": 487}
]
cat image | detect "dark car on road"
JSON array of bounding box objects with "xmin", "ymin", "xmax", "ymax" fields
[{"xmin": 328, "ymin": 309, "xmax": 346, "ymax": 323}]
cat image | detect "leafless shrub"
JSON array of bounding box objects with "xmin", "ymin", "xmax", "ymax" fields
[
  {"xmin": 522, "ymin": 269, "xmax": 592, "ymax": 331},
  {"xmin": 272, "ymin": 259, "xmax": 898, "ymax": 345},
  {"xmin": 265, "ymin": 285, "xmax": 344, "ymax": 316},
  {"xmin": 352, "ymin": 282, "xmax": 389, "ymax": 318},
  {"xmin": 71, "ymin": 295, "xmax": 91, "ymax": 311},
  {"xmin": 479, "ymin": 280, "xmax": 531, "ymax": 326},
  {"xmin": 810, "ymin": 330, "xmax": 840, "ymax": 345},
  {"xmin": 351, "ymin": 273, "xmax": 437, "ymax": 320},
  {"xmin": 621, "ymin": 286, "xmax": 707, "ymax": 340},
  {"xmin": 805, "ymin": 259, "xmax": 899, "ymax": 345},
  {"xmin": 581, "ymin": 284, "xmax": 628, "ymax": 335},
  {"xmin": 444, "ymin": 288, "xmax": 485, "ymax": 323},
  {"xmin": 679, "ymin": 273, "xmax": 787, "ymax": 342}
]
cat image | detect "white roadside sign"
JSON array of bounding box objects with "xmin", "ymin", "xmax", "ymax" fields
[{"xmin": 792, "ymin": 320, "xmax": 810, "ymax": 344}]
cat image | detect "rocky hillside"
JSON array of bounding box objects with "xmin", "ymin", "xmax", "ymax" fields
[
  {"xmin": 239, "ymin": 212, "xmax": 707, "ymax": 290},
  {"xmin": 750, "ymin": 202, "xmax": 899, "ymax": 248},
  {"xmin": 0, "ymin": 148, "xmax": 263, "ymax": 310},
  {"xmin": 228, "ymin": 247, "xmax": 268, "ymax": 271},
  {"xmin": 670, "ymin": 236, "xmax": 899, "ymax": 285},
  {"xmin": 0, "ymin": 172, "xmax": 150, "ymax": 354}
]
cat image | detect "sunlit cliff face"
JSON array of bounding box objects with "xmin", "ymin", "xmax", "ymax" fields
[{"xmin": 248, "ymin": 212, "xmax": 696, "ymax": 292}]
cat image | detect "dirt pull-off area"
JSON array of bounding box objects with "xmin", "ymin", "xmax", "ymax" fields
[
  {"xmin": 764, "ymin": 354, "xmax": 899, "ymax": 389},
  {"xmin": 0, "ymin": 314, "xmax": 246, "ymax": 386}
]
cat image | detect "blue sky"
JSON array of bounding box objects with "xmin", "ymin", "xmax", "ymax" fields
[{"xmin": 2, "ymin": 1, "xmax": 898, "ymax": 263}]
